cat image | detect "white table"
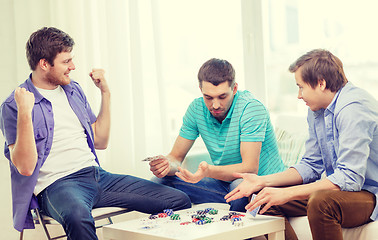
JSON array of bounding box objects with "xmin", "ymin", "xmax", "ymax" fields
[{"xmin": 103, "ymin": 203, "xmax": 284, "ymax": 240}]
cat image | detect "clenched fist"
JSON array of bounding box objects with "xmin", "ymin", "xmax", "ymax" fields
[
  {"xmin": 14, "ymin": 87, "xmax": 35, "ymax": 114},
  {"xmin": 89, "ymin": 69, "xmax": 109, "ymax": 93}
]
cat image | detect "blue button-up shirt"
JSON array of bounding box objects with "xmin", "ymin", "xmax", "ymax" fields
[
  {"xmin": 0, "ymin": 75, "xmax": 99, "ymax": 231},
  {"xmin": 294, "ymin": 82, "xmax": 378, "ymax": 220}
]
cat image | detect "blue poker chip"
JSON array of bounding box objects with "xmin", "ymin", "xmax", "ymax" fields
[
  {"xmin": 204, "ymin": 207, "xmax": 214, "ymax": 213},
  {"xmin": 195, "ymin": 219, "xmax": 206, "ymax": 225},
  {"xmin": 220, "ymin": 215, "xmax": 231, "ymax": 221},
  {"xmin": 163, "ymin": 209, "xmax": 174, "ymax": 216}
]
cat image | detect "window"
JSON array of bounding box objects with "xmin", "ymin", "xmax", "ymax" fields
[
  {"xmin": 262, "ymin": 0, "xmax": 378, "ymax": 115},
  {"xmin": 154, "ymin": 0, "xmax": 244, "ymax": 152}
]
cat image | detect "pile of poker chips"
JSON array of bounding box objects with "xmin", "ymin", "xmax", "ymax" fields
[
  {"xmin": 191, "ymin": 214, "xmax": 213, "ymax": 225},
  {"xmin": 145, "ymin": 208, "xmax": 245, "ymax": 227},
  {"xmin": 219, "ymin": 211, "xmax": 245, "ymax": 226}
]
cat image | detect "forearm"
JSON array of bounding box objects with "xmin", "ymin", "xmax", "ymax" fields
[
  {"xmin": 208, "ymin": 162, "xmax": 257, "ymax": 182},
  {"xmin": 93, "ymin": 91, "xmax": 111, "ymax": 149},
  {"xmin": 262, "ymin": 167, "xmax": 304, "ymax": 187},
  {"xmin": 11, "ymin": 111, "xmax": 38, "ymax": 176},
  {"xmin": 284, "ymin": 178, "xmax": 340, "ymax": 201}
]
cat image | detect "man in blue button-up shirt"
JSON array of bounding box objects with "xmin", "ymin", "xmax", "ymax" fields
[
  {"xmin": 0, "ymin": 27, "xmax": 190, "ymax": 239},
  {"xmin": 225, "ymin": 49, "xmax": 378, "ymax": 240}
]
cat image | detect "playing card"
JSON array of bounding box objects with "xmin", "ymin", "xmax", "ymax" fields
[{"xmin": 246, "ymin": 194, "xmax": 260, "ymax": 217}]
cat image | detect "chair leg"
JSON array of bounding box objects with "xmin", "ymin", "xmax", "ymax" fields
[{"xmin": 34, "ymin": 209, "xmax": 52, "ymax": 240}]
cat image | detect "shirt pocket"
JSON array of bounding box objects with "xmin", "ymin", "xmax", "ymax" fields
[{"xmin": 34, "ymin": 127, "xmax": 48, "ymax": 154}]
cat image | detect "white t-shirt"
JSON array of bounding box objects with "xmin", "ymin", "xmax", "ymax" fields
[{"xmin": 34, "ymin": 86, "xmax": 98, "ymax": 195}]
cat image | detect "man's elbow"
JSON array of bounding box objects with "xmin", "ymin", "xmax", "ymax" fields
[
  {"xmin": 94, "ymin": 141, "xmax": 109, "ymax": 150},
  {"xmin": 243, "ymin": 165, "xmax": 258, "ymax": 174},
  {"xmin": 17, "ymin": 165, "xmax": 35, "ymax": 176}
]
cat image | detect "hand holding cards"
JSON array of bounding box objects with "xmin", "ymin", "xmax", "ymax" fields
[
  {"xmin": 142, "ymin": 156, "xmax": 161, "ymax": 162},
  {"xmin": 247, "ymin": 194, "xmax": 261, "ymax": 217}
]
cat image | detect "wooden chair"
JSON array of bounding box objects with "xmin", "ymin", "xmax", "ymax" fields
[{"xmin": 20, "ymin": 207, "xmax": 130, "ymax": 240}]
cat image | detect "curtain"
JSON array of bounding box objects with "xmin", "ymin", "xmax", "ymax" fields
[{"xmin": 0, "ymin": 0, "xmax": 167, "ymax": 178}]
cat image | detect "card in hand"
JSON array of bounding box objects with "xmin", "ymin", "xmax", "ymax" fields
[
  {"xmin": 247, "ymin": 194, "xmax": 260, "ymax": 217},
  {"xmin": 142, "ymin": 156, "xmax": 160, "ymax": 162}
]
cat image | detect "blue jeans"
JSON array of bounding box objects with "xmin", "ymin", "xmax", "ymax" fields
[
  {"xmin": 37, "ymin": 166, "xmax": 191, "ymax": 240},
  {"xmin": 152, "ymin": 175, "xmax": 249, "ymax": 212}
]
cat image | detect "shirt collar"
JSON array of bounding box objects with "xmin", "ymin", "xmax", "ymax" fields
[
  {"xmin": 25, "ymin": 74, "xmax": 44, "ymax": 103},
  {"xmin": 25, "ymin": 73, "xmax": 74, "ymax": 102},
  {"xmin": 225, "ymin": 91, "xmax": 239, "ymax": 120},
  {"xmin": 313, "ymin": 83, "xmax": 348, "ymax": 118},
  {"xmin": 324, "ymin": 83, "xmax": 348, "ymax": 116}
]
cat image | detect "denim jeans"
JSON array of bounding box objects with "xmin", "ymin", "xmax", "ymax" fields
[
  {"xmin": 152, "ymin": 175, "xmax": 249, "ymax": 212},
  {"xmin": 37, "ymin": 166, "xmax": 191, "ymax": 240}
]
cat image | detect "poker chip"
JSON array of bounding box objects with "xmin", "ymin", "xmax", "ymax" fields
[
  {"xmin": 170, "ymin": 214, "xmax": 181, "ymax": 220},
  {"xmin": 196, "ymin": 210, "xmax": 206, "ymax": 215},
  {"xmin": 208, "ymin": 209, "xmax": 218, "ymax": 215},
  {"xmin": 164, "ymin": 209, "xmax": 174, "ymax": 216},
  {"xmin": 148, "ymin": 214, "xmax": 158, "ymax": 219},
  {"xmin": 220, "ymin": 215, "xmax": 231, "ymax": 221},
  {"xmin": 232, "ymin": 217, "xmax": 243, "ymax": 226},
  {"xmin": 228, "ymin": 211, "xmax": 240, "ymax": 216},
  {"xmin": 203, "ymin": 217, "xmax": 212, "ymax": 223},
  {"xmin": 195, "ymin": 219, "xmax": 206, "ymax": 225},
  {"xmin": 180, "ymin": 221, "xmax": 191, "ymax": 225},
  {"xmin": 158, "ymin": 213, "xmax": 168, "ymax": 218},
  {"xmin": 204, "ymin": 207, "xmax": 214, "ymax": 213}
]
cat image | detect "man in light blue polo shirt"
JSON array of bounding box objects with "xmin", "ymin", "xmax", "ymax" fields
[{"xmin": 149, "ymin": 58, "xmax": 285, "ymax": 212}]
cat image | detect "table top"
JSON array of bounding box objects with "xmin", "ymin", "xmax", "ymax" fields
[{"xmin": 103, "ymin": 203, "xmax": 284, "ymax": 240}]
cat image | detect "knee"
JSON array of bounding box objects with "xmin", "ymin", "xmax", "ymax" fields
[
  {"xmin": 174, "ymin": 191, "xmax": 192, "ymax": 210},
  {"xmin": 60, "ymin": 205, "xmax": 93, "ymax": 226},
  {"xmin": 307, "ymin": 190, "xmax": 335, "ymax": 221}
]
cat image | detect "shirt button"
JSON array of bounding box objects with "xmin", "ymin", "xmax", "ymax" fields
[{"xmin": 49, "ymin": 128, "xmax": 53, "ymax": 130}]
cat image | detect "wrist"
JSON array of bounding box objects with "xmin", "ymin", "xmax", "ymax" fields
[
  {"xmin": 205, "ymin": 163, "xmax": 212, "ymax": 178},
  {"xmin": 168, "ymin": 160, "xmax": 180, "ymax": 174}
]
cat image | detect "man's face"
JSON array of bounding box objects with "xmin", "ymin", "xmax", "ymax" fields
[
  {"xmin": 295, "ymin": 67, "xmax": 326, "ymax": 111},
  {"xmin": 45, "ymin": 51, "xmax": 75, "ymax": 87},
  {"xmin": 201, "ymin": 81, "xmax": 238, "ymax": 122}
]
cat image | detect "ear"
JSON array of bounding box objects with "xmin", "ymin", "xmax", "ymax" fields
[
  {"xmin": 39, "ymin": 59, "xmax": 50, "ymax": 71},
  {"xmin": 318, "ymin": 79, "xmax": 326, "ymax": 91},
  {"xmin": 232, "ymin": 82, "xmax": 238, "ymax": 95}
]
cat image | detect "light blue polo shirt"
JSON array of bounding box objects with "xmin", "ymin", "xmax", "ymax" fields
[{"xmin": 180, "ymin": 90, "xmax": 285, "ymax": 175}]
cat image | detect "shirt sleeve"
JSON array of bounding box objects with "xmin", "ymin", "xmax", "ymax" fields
[
  {"xmin": 179, "ymin": 100, "xmax": 199, "ymax": 140},
  {"xmin": 239, "ymin": 100, "xmax": 268, "ymax": 142},
  {"xmin": 293, "ymin": 110, "xmax": 324, "ymax": 183},
  {"xmin": 327, "ymin": 103, "xmax": 374, "ymax": 191}
]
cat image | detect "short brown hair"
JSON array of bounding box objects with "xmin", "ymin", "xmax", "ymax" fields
[
  {"xmin": 26, "ymin": 27, "xmax": 75, "ymax": 71},
  {"xmin": 198, "ymin": 58, "xmax": 235, "ymax": 88},
  {"xmin": 289, "ymin": 49, "xmax": 348, "ymax": 92}
]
